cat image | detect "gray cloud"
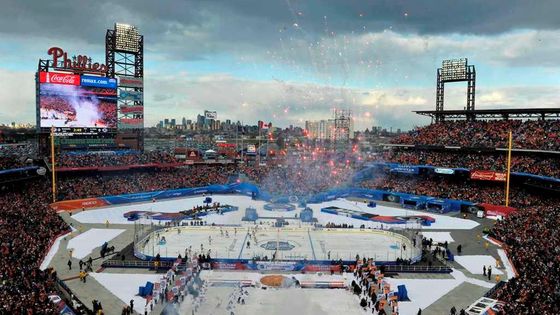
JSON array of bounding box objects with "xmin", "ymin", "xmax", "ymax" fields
[{"xmin": 1, "ymin": 1, "xmax": 559, "ymax": 129}]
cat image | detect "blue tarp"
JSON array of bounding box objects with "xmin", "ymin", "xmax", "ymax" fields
[
  {"xmin": 512, "ymin": 172, "xmax": 560, "ymax": 183},
  {"xmin": 0, "ymin": 166, "xmax": 38, "ymax": 175},
  {"xmin": 397, "ymin": 284, "xmax": 410, "ymax": 301},
  {"xmin": 354, "ymin": 162, "xmax": 560, "ymax": 183}
]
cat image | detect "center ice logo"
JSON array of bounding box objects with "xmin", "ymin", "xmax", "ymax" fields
[{"xmin": 260, "ymin": 240, "xmax": 295, "ymax": 251}]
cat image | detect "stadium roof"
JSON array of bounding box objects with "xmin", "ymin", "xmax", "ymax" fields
[{"xmin": 414, "ymin": 108, "xmax": 560, "ymax": 120}]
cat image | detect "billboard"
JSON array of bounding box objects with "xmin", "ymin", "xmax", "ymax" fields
[
  {"xmin": 205, "ymin": 110, "xmax": 217, "ymax": 119},
  {"xmin": 390, "ymin": 165, "xmax": 420, "ymax": 175},
  {"xmin": 39, "ymin": 71, "xmax": 80, "ymax": 85},
  {"xmin": 119, "ymin": 118, "xmax": 143, "ymax": 128},
  {"xmin": 470, "ymin": 170, "xmax": 506, "ymax": 182},
  {"xmin": 81, "ymin": 75, "xmax": 117, "ymax": 89},
  {"xmin": 39, "ymin": 83, "xmax": 117, "ymax": 130},
  {"xmin": 119, "ymin": 89, "xmax": 143, "ymax": 102},
  {"xmin": 435, "ymin": 168, "xmax": 455, "ymax": 175},
  {"xmin": 120, "ymin": 105, "xmax": 143, "ymax": 114},
  {"xmin": 118, "ymin": 75, "xmax": 143, "ymax": 88}
]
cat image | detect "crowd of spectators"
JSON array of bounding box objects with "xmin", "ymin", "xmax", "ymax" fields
[
  {"xmin": 360, "ymin": 172, "xmax": 559, "ymax": 313},
  {"xmin": 57, "ymin": 165, "xmax": 237, "ymax": 200},
  {"xmin": 1, "ymin": 130, "xmax": 559, "ymax": 313},
  {"xmin": 361, "ymin": 173, "xmax": 547, "ymax": 210},
  {"xmin": 0, "ymin": 143, "xmax": 37, "ymax": 170},
  {"xmin": 385, "ymin": 150, "xmax": 560, "ymax": 178},
  {"xmin": 393, "ymin": 120, "xmax": 560, "ymax": 150},
  {"xmin": 490, "ymin": 205, "xmax": 560, "ymax": 314},
  {"xmin": 57, "ymin": 150, "xmax": 177, "ymax": 168},
  {"xmin": 0, "ymin": 180, "xmax": 69, "ymax": 314}
]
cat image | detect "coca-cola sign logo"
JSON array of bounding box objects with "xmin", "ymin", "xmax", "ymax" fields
[
  {"xmin": 48, "ymin": 47, "xmax": 107, "ymax": 74},
  {"xmin": 39, "ymin": 71, "xmax": 80, "ymax": 85}
]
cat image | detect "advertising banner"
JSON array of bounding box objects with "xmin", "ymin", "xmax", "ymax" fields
[
  {"xmin": 247, "ymin": 144, "xmax": 256, "ymax": 153},
  {"xmin": 50, "ymin": 198, "xmax": 109, "ymax": 212},
  {"xmin": 39, "ymin": 71, "xmax": 80, "ymax": 85},
  {"xmin": 119, "ymin": 118, "xmax": 143, "ymax": 128},
  {"xmin": 470, "ymin": 170, "xmax": 506, "ymax": 182},
  {"xmin": 119, "ymin": 90, "xmax": 143, "ymax": 102},
  {"xmin": 479, "ymin": 203, "xmax": 517, "ymax": 217},
  {"xmin": 118, "ymin": 75, "xmax": 143, "ymax": 88},
  {"xmin": 435, "ymin": 168, "xmax": 455, "ymax": 175},
  {"xmin": 390, "ymin": 165, "xmax": 419, "ymax": 175},
  {"xmin": 80, "ymin": 75, "xmax": 117, "ymax": 89},
  {"xmin": 119, "ymin": 106, "xmax": 143, "ymax": 114}
]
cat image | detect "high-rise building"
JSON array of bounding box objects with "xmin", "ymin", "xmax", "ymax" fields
[{"xmin": 305, "ymin": 119, "xmax": 334, "ymax": 140}]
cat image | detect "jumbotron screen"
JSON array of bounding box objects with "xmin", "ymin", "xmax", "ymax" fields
[{"xmin": 39, "ymin": 79, "xmax": 117, "ymax": 130}]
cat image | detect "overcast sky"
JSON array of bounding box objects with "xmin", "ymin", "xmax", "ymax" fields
[{"xmin": 1, "ymin": 0, "xmax": 560, "ymax": 130}]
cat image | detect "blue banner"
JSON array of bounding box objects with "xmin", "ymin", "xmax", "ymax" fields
[
  {"xmin": 80, "ymin": 75, "xmax": 117, "ymax": 89},
  {"xmin": 390, "ymin": 165, "xmax": 419, "ymax": 174}
]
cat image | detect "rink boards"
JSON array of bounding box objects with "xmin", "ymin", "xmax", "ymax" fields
[{"xmin": 136, "ymin": 226, "xmax": 418, "ymax": 269}]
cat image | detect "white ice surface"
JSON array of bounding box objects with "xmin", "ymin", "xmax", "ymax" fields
[
  {"xmin": 143, "ymin": 226, "xmax": 414, "ymax": 261},
  {"xmin": 67, "ymin": 228, "xmax": 125, "ymax": 259},
  {"xmin": 419, "ymin": 232, "xmax": 454, "ymax": 244},
  {"xmin": 90, "ymin": 272, "xmax": 160, "ymax": 314},
  {"xmin": 497, "ymin": 249, "xmax": 516, "ymax": 280},
  {"xmin": 72, "ymin": 195, "xmax": 479, "ymax": 230},
  {"xmin": 40, "ymin": 232, "xmax": 70, "ymax": 270},
  {"xmin": 454, "ymin": 255, "xmax": 503, "ymax": 275}
]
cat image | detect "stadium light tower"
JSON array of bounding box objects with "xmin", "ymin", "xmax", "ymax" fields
[
  {"xmin": 435, "ymin": 58, "xmax": 476, "ymax": 122},
  {"xmin": 106, "ymin": 23, "xmax": 145, "ymax": 150},
  {"xmin": 332, "ymin": 109, "xmax": 352, "ymax": 151}
]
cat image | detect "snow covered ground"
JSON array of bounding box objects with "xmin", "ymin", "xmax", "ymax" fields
[
  {"xmin": 89, "ymin": 267, "xmax": 497, "ymax": 315},
  {"xmin": 170, "ymin": 269, "xmax": 495, "ymax": 315},
  {"xmin": 497, "ymin": 249, "xmax": 516, "ymax": 280},
  {"xmin": 40, "ymin": 232, "xmax": 70, "ymax": 270},
  {"xmin": 72, "ymin": 194, "xmax": 479, "ymax": 230},
  {"xmin": 454, "ymin": 255, "xmax": 504, "ymax": 275},
  {"xmin": 419, "ymin": 231, "xmax": 454, "ymax": 244},
  {"xmin": 90, "ymin": 272, "xmax": 160, "ymax": 314},
  {"xmin": 67, "ymin": 228, "xmax": 125, "ymax": 259}
]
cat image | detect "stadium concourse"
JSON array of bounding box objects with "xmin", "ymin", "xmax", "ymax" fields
[{"xmin": 0, "ymin": 120, "xmax": 557, "ymax": 315}]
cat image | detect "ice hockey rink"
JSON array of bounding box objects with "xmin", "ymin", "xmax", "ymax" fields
[{"xmin": 138, "ymin": 225, "xmax": 415, "ymax": 262}]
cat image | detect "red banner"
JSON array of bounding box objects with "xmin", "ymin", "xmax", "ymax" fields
[
  {"xmin": 39, "ymin": 71, "xmax": 80, "ymax": 85},
  {"xmin": 470, "ymin": 170, "xmax": 506, "ymax": 182},
  {"xmin": 50, "ymin": 198, "xmax": 109, "ymax": 212},
  {"xmin": 479, "ymin": 203, "xmax": 517, "ymax": 218},
  {"xmin": 120, "ymin": 118, "xmax": 143, "ymax": 124},
  {"xmin": 119, "ymin": 106, "xmax": 144, "ymax": 114}
]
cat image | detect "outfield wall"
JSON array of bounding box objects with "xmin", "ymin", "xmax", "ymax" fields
[{"xmin": 51, "ymin": 182, "xmax": 479, "ymax": 214}]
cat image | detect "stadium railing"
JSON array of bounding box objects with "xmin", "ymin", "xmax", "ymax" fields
[{"xmin": 383, "ymin": 265, "xmax": 452, "ymax": 273}]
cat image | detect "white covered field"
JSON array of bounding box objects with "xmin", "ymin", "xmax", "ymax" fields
[
  {"xmin": 72, "ymin": 194, "xmax": 479, "ymax": 231},
  {"xmin": 139, "ymin": 226, "xmax": 414, "ymax": 261}
]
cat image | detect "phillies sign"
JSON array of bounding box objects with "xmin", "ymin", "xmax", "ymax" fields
[
  {"xmin": 39, "ymin": 71, "xmax": 80, "ymax": 85},
  {"xmin": 48, "ymin": 47, "xmax": 107, "ymax": 74}
]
